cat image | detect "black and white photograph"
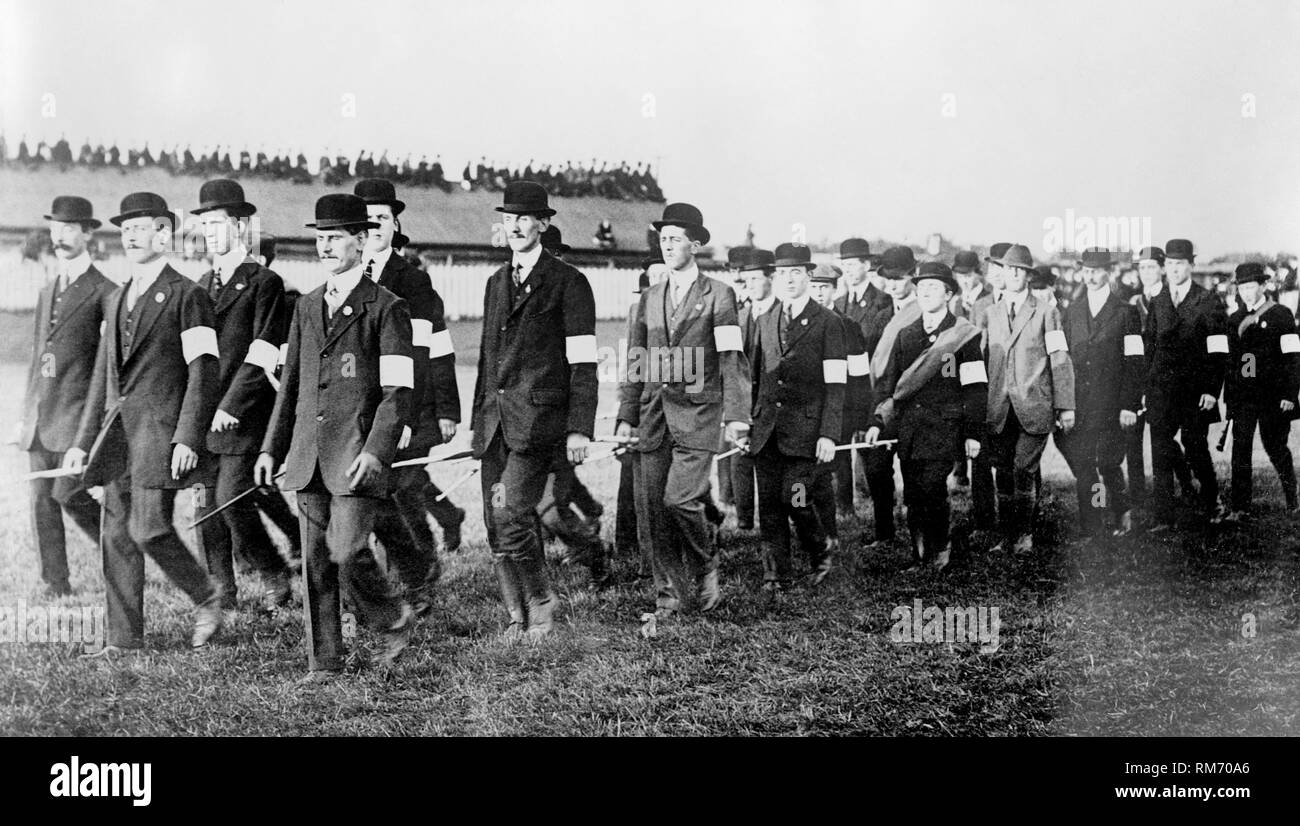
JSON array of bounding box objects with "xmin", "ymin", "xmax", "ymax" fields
[{"xmin": 0, "ymin": 0, "xmax": 1295, "ymax": 799}]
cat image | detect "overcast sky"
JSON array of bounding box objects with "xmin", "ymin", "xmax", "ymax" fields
[{"xmin": 2, "ymin": 0, "xmax": 1297, "ymax": 258}]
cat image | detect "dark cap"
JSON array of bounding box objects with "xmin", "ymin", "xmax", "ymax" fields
[
  {"xmin": 44, "ymin": 195, "xmax": 101, "ymax": 228},
  {"xmin": 109, "ymin": 192, "xmax": 175, "ymax": 229},
  {"xmin": 354, "ymin": 178, "xmax": 406, "ymax": 216},
  {"xmin": 540, "ymin": 224, "xmax": 571, "ymax": 254},
  {"xmin": 1135, "ymin": 246, "xmax": 1166, "ymax": 265},
  {"xmin": 305, "ymin": 193, "xmax": 379, "ymax": 231},
  {"xmin": 810, "ymin": 263, "xmax": 842, "ymax": 284},
  {"xmin": 1234, "ymin": 262, "xmax": 1268, "ymax": 284},
  {"xmin": 740, "ymin": 248, "xmax": 776, "ymax": 273},
  {"xmin": 839, "ymin": 237, "xmax": 872, "ymax": 261},
  {"xmin": 878, "ymin": 246, "xmax": 918, "ymax": 278},
  {"xmin": 773, "ymin": 242, "xmax": 815, "ymax": 269},
  {"xmin": 1030, "ymin": 265, "xmax": 1057, "ymax": 289},
  {"xmin": 652, "ymin": 202, "xmax": 710, "ymax": 244},
  {"xmin": 495, "ymin": 180, "xmax": 556, "ymax": 218},
  {"xmin": 952, "ymin": 250, "xmax": 981, "ymax": 274},
  {"xmin": 192, "ymin": 179, "xmax": 256, "ymax": 217},
  {"xmin": 1164, "ymin": 239, "xmax": 1195, "ymax": 262},
  {"xmin": 915, "ymin": 261, "xmax": 958, "ymax": 292},
  {"xmin": 1079, "ymin": 247, "xmax": 1112, "ymax": 269}
]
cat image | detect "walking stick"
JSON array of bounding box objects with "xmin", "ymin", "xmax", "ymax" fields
[
  {"xmin": 390, "ymin": 449, "xmax": 476, "ymax": 468},
  {"xmin": 434, "ymin": 466, "xmax": 480, "ymax": 502},
  {"xmin": 188, "ymin": 470, "xmax": 285, "ymax": 529},
  {"xmin": 1216, "ymin": 419, "xmax": 1233, "ymax": 452}
]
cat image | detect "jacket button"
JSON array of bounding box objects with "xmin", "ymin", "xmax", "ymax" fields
[
  {"xmin": 316, "ymin": 415, "xmax": 324, "ymax": 422},
  {"xmin": 498, "ymin": 389, "xmax": 505, "ymax": 394},
  {"xmin": 119, "ymin": 395, "xmax": 126, "ymax": 402},
  {"xmin": 318, "ymin": 383, "xmax": 327, "ymax": 390},
  {"xmin": 776, "ymin": 402, "xmax": 782, "ymax": 408},
  {"xmin": 500, "ymin": 326, "xmax": 507, "ymax": 332},
  {"xmin": 778, "ymin": 380, "xmax": 784, "ymax": 386},
  {"xmin": 322, "ymin": 352, "xmax": 330, "ymax": 358}
]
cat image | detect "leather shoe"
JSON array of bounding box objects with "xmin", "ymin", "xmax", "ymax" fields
[
  {"xmin": 377, "ymin": 603, "xmax": 415, "ymax": 665},
  {"xmin": 263, "ymin": 570, "xmax": 291, "ymax": 611},
  {"xmin": 1112, "ymin": 510, "xmax": 1133, "ymax": 537},
  {"xmin": 526, "ymin": 593, "xmax": 557, "ymax": 640},
  {"xmin": 1013, "ymin": 533, "xmax": 1034, "ymax": 554},
  {"xmin": 192, "ymin": 596, "xmax": 225, "ymax": 648},
  {"xmin": 698, "ymin": 569, "xmax": 722, "ymax": 612},
  {"xmin": 809, "ymin": 555, "xmax": 834, "ymax": 586},
  {"xmin": 442, "ymin": 507, "xmax": 465, "ymax": 553}
]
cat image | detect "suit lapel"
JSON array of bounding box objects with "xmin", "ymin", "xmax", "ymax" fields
[
  {"xmin": 1087, "ymin": 292, "xmax": 1119, "ymax": 340},
  {"xmin": 214, "ymin": 260, "xmax": 255, "ymax": 316},
  {"xmin": 1007, "ymin": 293, "xmax": 1035, "ymax": 348},
  {"xmin": 784, "ymin": 300, "xmax": 815, "ymax": 354},
  {"xmin": 669, "ymin": 276, "xmax": 708, "ymax": 348},
  {"xmin": 509, "ymin": 251, "xmax": 551, "ymax": 318},
  {"xmin": 301, "ymin": 286, "xmax": 326, "ymax": 349},
  {"xmin": 35, "ymin": 281, "xmax": 55, "ymax": 335},
  {"xmin": 105, "ymin": 286, "xmax": 125, "ymax": 393},
  {"xmin": 126, "ymin": 266, "xmax": 178, "ymax": 362},
  {"xmin": 322, "ymin": 277, "xmax": 373, "ymax": 351}
]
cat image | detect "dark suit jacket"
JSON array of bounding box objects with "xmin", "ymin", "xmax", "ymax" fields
[
  {"xmin": 740, "ymin": 296, "xmax": 780, "ymax": 407},
  {"xmin": 1144, "ymin": 281, "xmax": 1228, "ymax": 425},
  {"xmin": 20, "ymin": 265, "xmax": 116, "ymax": 453},
  {"xmin": 618, "ymin": 271, "xmax": 752, "ymax": 453},
  {"xmin": 262, "ymin": 277, "xmax": 413, "ymax": 497},
  {"xmin": 833, "ymin": 307, "xmax": 872, "ymax": 439},
  {"xmin": 74, "ymin": 264, "xmax": 219, "ymax": 489},
  {"xmin": 835, "ymin": 283, "xmax": 890, "ymax": 356},
  {"xmin": 873, "ymin": 312, "xmax": 986, "ymax": 462},
  {"xmin": 1226, "ymin": 302, "xmax": 1300, "ymax": 418},
  {"xmin": 749, "ymin": 300, "xmax": 846, "ymax": 458},
  {"xmin": 471, "ymin": 250, "xmax": 598, "ymax": 455},
  {"xmin": 1061, "ymin": 290, "xmax": 1146, "ymax": 432},
  {"xmin": 197, "ymin": 259, "xmax": 286, "ymax": 455}
]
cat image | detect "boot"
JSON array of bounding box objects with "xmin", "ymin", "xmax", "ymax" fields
[
  {"xmin": 990, "ymin": 495, "xmax": 1015, "ymax": 552},
  {"xmin": 1282, "ymin": 470, "xmax": 1298, "ymax": 513},
  {"xmin": 493, "ymin": 558, "xmax": 527, "ymax": 640},
  {"xmin": 517, "ymin": 554, "xmax": 558, "ymax": 640}
]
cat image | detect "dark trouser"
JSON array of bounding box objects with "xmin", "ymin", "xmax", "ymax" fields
[
  {"xmin": 28, "ymin": 444, "xmax": 100, "ymax": 592},
  {"xmin": 969, "ymin": 448, "xmax": 997, "ymax": 530},
  {"xmin": 716, "ymin": 453, "xmax": 735, "ymax": 506},
  {"xmin": 296, "ymin": 472, "xmax": 400, "ymax": 672},
  {"xmin": 832, "ymin": 448, "xmax": 856, "ymax": 516},
  {"xmin": 629, "ymin": 451, "xmax": 656, "ymax": 576},
  {"xmin": 901, "ymin": 456, "xmax": 954, "ymax": 557},
  {"xmin": 813, "ymin": 460, "xmax": 838, "ymax": 541},
  {"xmin": 755, "ymin": 443, "xmax": 830, "ymax": 584},
  {"xmin": 253, "ymin": 487, "xmax": 300, "ymax": 557},
  {"xmin": 539, "ymin": 458, "xmax": 605, "ymax": 566},
  {"xmin": 101, "ymin": 477, "xmax": 216, "ymax": 649},
  {"xmin": 374, "ymin": 466, "xmax": 439, "ymax": 589},
  {"xmin": 479, "ymin": 432, "xmax": 555, "ymax": 620},
  {"xmin": 1057, "ymin": 424, "xmax": 1130, "ymax": 533},
  {"xmin": 419, "ymin": 479, "xmax": 465, "ymax": 532},
  {"xmin": 1150, "ymin": 406, "xmax": 1218, "ymax": 522},
  {"xmin": 730, "ymin": 449, "xmax": 757, "ymax": 528},
  {"xmin": 192, "ymin": 453, "xmax": 289, "ymax": 608},
  {"xmin": 989, "ymin": 408, "xmax": 1050, "ymax": 539},
  {"xmin": 637, "ymin": 434, "xmax": 717, "ymax": 611},
  {"xmin": 1124, "ymin": 413, "xmax": 1148, "ymax": 505},
  {"xmin": 864, "ymin": 444, "xmax": 897, "ymax": 541},
  {"xmin": 1230, "ymin": 409, "xmax": 1298, "ymax": 512},
  {"xmin": 615, "ymin": 452, "xmax": 639, "ymax": 556}
]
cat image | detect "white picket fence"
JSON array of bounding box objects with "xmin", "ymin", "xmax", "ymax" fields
[{"xmin": 0, "ymin": 250, "xmax": 647, "ymax": 319}]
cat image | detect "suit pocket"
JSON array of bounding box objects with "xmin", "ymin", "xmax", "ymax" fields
[
  {"xmin": 684, "ymin": 389, "xmax": 721, "ymax": 404},
  {"xmin": 530, "ymin": 388, "xmax": 566, "ymax": 406}
]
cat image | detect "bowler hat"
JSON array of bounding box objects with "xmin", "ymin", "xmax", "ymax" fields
[
  {"xmin": 839, "ymin": 237, "xmax": 872, "ymax": 261},
  {"xmin": 773, "ymin": 242, "xmax": 815, "ymax": 269},
  {"xmin": 192, "ymin": 179, "xmax": 257, "ymax": 217},
  {"xmin": 1164, "ymin": 239, "xmax": 1195, "ymax": 263},
  {"xmin": 392, "ymin": 231, "xmax": 411, "ymax": 250},
  {"xmin": 305, "ymin": 193, "xmax": 378, "ymax": 231},
  {"xmin": 354, "ymin": 178, "xmax": 406, "ymax": 216},
  {"xmin": 1136, "ymin": 246, "xmax": 1166, "ymax": 265},
  {"xmin": 811, "ymin": 263, "xmax": 842, "ymax": 284},
  {"xmin": 915, "ymin": 261, "xmax": 958, "ymax": 293},
  {"xmin": 652, "ymin": 202, "xmax": 710, "ymax": 245},
  {"xmin": 985, "ymin": 242, "xmax": 1012, "ymax": 264},
  {"xmin": 495, "ymin": 180, "xmax": 556, "ymax": 218},
  {"xmin": 727, "ymin": 246, "xmax": 753, "ymax": 269},
  {"xmin": 952, "ymin": 250, "xmax": 981, "ymax": 274},
  {"xmin": 44, "ymin": 195, "xmax": 101, "ymax": 229},
  {"xmin": 997, "ymin": 244, "xmax": 1035, "ymax": 271},
  {"xmin": 741, "ymin": 249, "xmax": 776, "ymax": 273},
  {"xmin": 877, "ymin": 246, "xmax": 917, "ymax": 278},
  {"xmin": 1030, "ymin": 265, "xmax": 1057, "ymax": 289},
  {"xmin": 541, "ymin": 224, "xmax": 571, "ymax": 254},
  {"xmin": 109, "ymin": 192, "xmax": 175, "ymax": 229},
  {"xmin": 1079, "ymin": 247, "xmax": 1112, "ymax": 269},
  {"xmin": 1234, "ymin": 262, "xmax": 1268, "ymax": 284}
]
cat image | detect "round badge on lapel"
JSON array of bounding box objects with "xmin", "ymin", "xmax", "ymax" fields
[
  {"xmin": 525, "ymin": 285, "xmax": 531, "ymax": 293},
  {"xmin": 929, "ymin": 334, "xmax": 937, "ymax": 343},
  {"xmin": 343, "ymin": 306, "xmax": 353, "ymax": 316},
  {"xmin": 1261, "ymin": 321, "xmax": 1267, "ymax": 328},
  {"xmin": 154, "ymin": 292, "xmax": 165, "ymax": 303},
  {"xmin": 801, "ymin": 318, "xmax": 808, "ymax": 326},
  {"xmin": 235, "ymin": 282, "xmax": 245, "ymax": 291}
]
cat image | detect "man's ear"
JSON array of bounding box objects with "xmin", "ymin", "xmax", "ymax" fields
[{"xmin": 538, "ymin": 216, "xmax": 551, "ymax": 231}]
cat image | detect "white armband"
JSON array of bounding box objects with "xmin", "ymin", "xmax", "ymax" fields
[
  {"xmin": 411, "ymin": 318, "xmax": 434, "ymax": 349},
  {"xmin": 1206, "ymin": 334, "xmax": 1229, "ymax": 354},
  {"xmin": 379, "ymin": 354, "xmax": 414, "ymax": 388},
  {"xmin": 243, "ymin": 339, "xmax": 280, "ymax": 373},
  {"xmin": 277, "ymin": 343, "xmax": 288, "ymax": 366},
  {"xmin": 1045, "ymin": 329, "xmax": 1068, "ymax": 354},
  {"xmin": 565, "ymin": 334, "xmax": 598, "ymax": 364},
  {"xmin": 713, "ymin": 325, "xmax": 743, "ymax": 352},
  {"xmin": 959, "ymin": 360, "xmax": 988, "ymax": 386},
  {"xmin": 429, "ymin": 329, "xmax": 454, "ymax": 358},
  {"xmin": 1123, "ymin": 334, "xmax": 1145, "ymax": 356},
  {"xmin": 1280, "ymin": 333, "xmax": 1300, "ymax": 354},
  {"xmin": 822, "ymin": 359, "xmax": 848, "ymax": 384},
  {"xmin": 180, "ymin": 326, "xmax": 219, "ymax": 364},
  {"xmin": 847, "ymin": 352, "xmax": 871, "ymax": 377}
]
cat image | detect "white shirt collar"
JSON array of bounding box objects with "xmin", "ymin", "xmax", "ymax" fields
[
  {"xmin": 849, "ymin": 281, "xmax": 870, "ymax": 301},
  {"xmin": 129, "ymin": 256, "xmax": 168, "ymax": 292},
  {"xmin": 784, "ymin": 293, "xmax": 811, "ymax": 320},
  {"xmin": 213, "ymin": 245, "xmax": 248, "ymax": 280},
  {"xmin": 1245, "ymin": 296, "xmax": 1267, "ymax": 313},
  {"xmin": 511, "ymin": 243, "xmax": 544, "ymax": 283},
  {"xmin": 1170, "ymin": 280, "xmax": 1189, "ymax": 302},
  {"xmin": 325, "ymin": 261, "xmax": 365, "ymax": 303},
  {"xmin": 668, "ymin": 261, "xmax": 700, "ymax": 294},
  {"xmin": 1005, "ymin": 289, "xmax": 1028, "ymax": 311},
  {"xmin": 56, "ymin": 251, "xmax": 92, "ymax": 282},
  {"xmin": 1087, "ymin": 284, "xmax": 1110, "ymax": 316},
  {"xmin": 922, "ymin": 307, "xmax": 948, "ymax": 332},
  {"xmin": 366, "ymin": 246, "xmax": 394, "ymax": 279},
  {"xmin": 751, "ymin": 294, "xmax": 777, "ymax": 317}
]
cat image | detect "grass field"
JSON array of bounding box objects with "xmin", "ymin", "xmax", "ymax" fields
[{"xmin": 1, "ymin": 313, "xmax": 1298, "ymax": 736}]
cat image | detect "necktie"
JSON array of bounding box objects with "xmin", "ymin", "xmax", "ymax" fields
[
  {"xmin": 1008, "ymin": 301, "xmax": 1016, "ymax": 323},
  {"xmin": 325, "ymin": 284, "xmax": 340, "ymax": 319},
  {"xmin": 211, "ymin": 268, "xmax": 223, "ymax": 298},
  {"xmin": 1173, "ymin": 288, "xmax": 1183, "ymax": 308},
  {"xmin": 779, "ymin": 305, "xmax": 792, "ymax": 348},
  {"xmin": 364, "ymin": 259, "xmax": 376, "ymax": 281},
  {"xmin": 126, "ymin": 279, "xmax": 138, "ymax": 312},
  {"xmin": 512, "ymin": 262, "xmax": 523, "ymax": 287}
]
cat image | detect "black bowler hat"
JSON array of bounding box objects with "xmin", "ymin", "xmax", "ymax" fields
[
  {"xmin": 878, "ymin": 246, "xmax": 918, "ymax": 278},
  {"xmin": 985, "ymin": 242, "xmax": 1012, "ymax": 264},
  {"xmin": 109, "ymin": 191, "xmax": 175, "ymax": 229},
  {"xmin": 1030, "ymin": 265, "xmax": 1057, "ymax": 289},
  {"xmin": 354, "ymin": 178, "xmax": 406, "ymax": 216},
  {"xmin": 740, "ymin": 248, "xmax": 776, "ymax": 273},
  {"xmin": 1165, "ymin": 239, "xmax": 1195, "ymax": 263},
  {"xmin": 305, "ymin": 193, "xmax": 378, "ymax": 231},
  {"xmin": 1136, "ymin": 246, "xmax": 1165, "ymax": 265},
  {"xmin": 44, "ymin": 195, "xmax": 101, "ymax": 229},
  {"xmin": 727, "ymin": 246, "xmax": 753, "ymax": 269},
  {"xmin": 192, "ymin": 178, "xmax": 256, "ymax": 217},
  {"xmin": 915, "ymin": 261, "xmax": 958, "ymax": 293},
  {"xmin": 997, "ymin": 244, "xmax": 1035, "ymax": 271},
  {"xmin": 652, "ymin": 202, "xmax": 710, "ymax": 245},
  {"xmin": 839, "ymin": 237, "xmax": 871, "ymax": 261},
  {"xmin": 1234, "ymin": 262, "xmax": 1268, "ymax": 284},
  {"xmin": 952, "ymin": 250, "xmax": 981, "ymax": 274},
  {"xmin": 811, "ymin": 263, "xmax": 842, "ymax": 285},
  {"xmin": 495, "ymin": 180, "xmax": 555, "ymax": 217},
  {"xmin": 1079, "ymin": 247, "xmax": 1112, "ymax": 269},
  {"xmin": 541, "ymin": 224, "xmax": 571, "ymax": 254},
  {"xmin": 773, "ymin": 242, "xmax": 815, "ymax": 269},
  {"xmin": 392, "ymin": 231, "xmax": 410, "ymax": 250}
]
